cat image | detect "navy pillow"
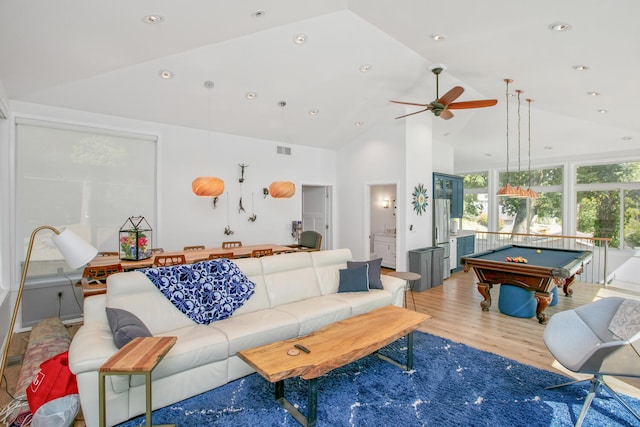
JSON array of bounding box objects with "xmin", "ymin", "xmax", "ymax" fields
[
  {"xmin": 106, "ymin": 307, "xmax": 152, "ymax": 348},
  {"xmin": 347, "ymin": 258, "xmax": 383, "ymax": 289},
  {"xmin": 338, "ymin": 264, "xmax": 369, "ymax": 293}
]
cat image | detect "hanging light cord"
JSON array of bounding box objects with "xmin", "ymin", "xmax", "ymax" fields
[
  {"xmin": 516, "ymin": 89, "xmax": 522, "ymax": 175},
  {"xmin": 527, "ymin": 99, "xmax": 532, "ymax": 189}
]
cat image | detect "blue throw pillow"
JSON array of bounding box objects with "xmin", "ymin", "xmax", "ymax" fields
[
  {"xmin": 338, "ymin": 264, "xmax": 369, "ymax": 293},
  {"xmin": 347, "ymin": 258, "xmax": 383, "ymax": 289}
]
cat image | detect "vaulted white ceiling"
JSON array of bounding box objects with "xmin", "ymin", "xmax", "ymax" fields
[{"xmin": 1, "ymin": 0, "xmax": 638, "ymax": 171}]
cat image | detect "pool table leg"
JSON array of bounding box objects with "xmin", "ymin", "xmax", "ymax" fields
[
  {"xmin": 556, "ymin": 277, "xmax": 575, "ymax": 297},
  {"xmin": 477, "ymin": 282, "xmax": 493, "ymax": 311},
  {"xmin": 534, "ymin": 292, "xmax": 552, "ymax": 324}
]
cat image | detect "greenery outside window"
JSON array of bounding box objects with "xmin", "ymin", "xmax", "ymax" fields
[
  {"xmin": 576, "ymin": 162, "xmax": 640, "ymax": 249},
  {"xmin": 498, "ymin": 167, "xmax": 563, "ymax": 235},
  {"xmin": 462, "ymin": 172, "xmax": 488, "ymax": 231}
]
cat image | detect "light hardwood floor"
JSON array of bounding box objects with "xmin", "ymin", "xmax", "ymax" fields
[
  {"xmin": 397, "ymin": 269, "xmax": 640, "ymax": 398},
  {"xmin": 2, "ymin": 270, "xmax": 639, "ymax": 425}
]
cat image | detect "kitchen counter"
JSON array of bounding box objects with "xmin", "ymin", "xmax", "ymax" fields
[{"xmin": 451, "ymin": 230, "xmax": 475, "ymax": 237}]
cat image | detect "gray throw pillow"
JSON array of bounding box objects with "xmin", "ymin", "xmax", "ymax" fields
[
  {"xmin": 347, "ymin": 258, "xmax": 383, "ymax": 289},
  {"xmin": 105, "ymin": 307, "xmax": 152, "ymax": 348},
  {"xmin": 338, "ymin": 264, "xmax": 369, "ymax": 293}
]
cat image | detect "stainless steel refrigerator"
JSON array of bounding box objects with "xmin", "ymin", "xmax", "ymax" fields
[{"xmin": 434, "ymin": 199, "xmax": 451, "ymax": 279}]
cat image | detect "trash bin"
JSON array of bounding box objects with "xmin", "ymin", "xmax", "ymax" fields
[{"xmin": 409, "ymin": 246, "xmax": 445, "ymax": 291}]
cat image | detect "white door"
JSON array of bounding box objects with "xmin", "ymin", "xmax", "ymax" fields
[{"xmin": 302, "ymin": 185, "xmax": 332, "ymax": 250}]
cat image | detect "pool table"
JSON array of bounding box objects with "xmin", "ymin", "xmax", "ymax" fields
[{"xmin": 460, "ymin": 245, "xmax": 593, "ymax": 324}]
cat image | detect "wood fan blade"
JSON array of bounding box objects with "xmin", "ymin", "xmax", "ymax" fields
[
  {"xmin": 390, "ymin": 100, "xmax": 430, "ymax": 107},
  {"xmin": 395, "ymin": 108, "xmax": 430, "ymax": 119},
  {"xmin": 439, "ymin": 109, "xmax": 454, "ymax": 120},
  {"xmin": 448, "ymin": 99, "xmax": 498, "ymax": 110},
  {"xmin": 438, "ymin": 86, "xmax": 464, "ymax": 106}
]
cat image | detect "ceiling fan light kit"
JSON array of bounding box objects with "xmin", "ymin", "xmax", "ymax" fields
[{"xmin": 390, "ymin": 65, "xmax": 497, "ymax": 120}]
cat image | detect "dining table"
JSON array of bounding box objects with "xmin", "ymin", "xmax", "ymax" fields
[{"xmin": 88, "ymin": 243, "xmax": 298, "ymax": 270}]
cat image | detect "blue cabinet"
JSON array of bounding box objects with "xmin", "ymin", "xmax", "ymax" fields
[{"xmin": 433, "ymin": 173, "xmax": 464, "ymax": 218}]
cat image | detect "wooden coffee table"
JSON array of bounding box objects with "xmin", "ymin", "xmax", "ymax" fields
[{"xmin": 237, "ymin": 305, "xmax": 429, "ymax": 426}]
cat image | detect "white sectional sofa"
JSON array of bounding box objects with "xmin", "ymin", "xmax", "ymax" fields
[{"xmin": 69, "ymin": 249, "xmax": 405, "ymax": 427}]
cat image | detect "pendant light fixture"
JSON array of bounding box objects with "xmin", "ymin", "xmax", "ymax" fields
[
  {"xmin": 513, "ymin": 89, "xmax": 528, "ymax": 198},
  {"xmin": 193, "ymin": 81, "xmax": 224, "ymax": 207},
  {"xmin": 497, "ymin": 79, "xmax": 516, "ymax": 197},
  {"xmin": 525, "ymin": 98, "xmax": 539, "ymax": 199}
]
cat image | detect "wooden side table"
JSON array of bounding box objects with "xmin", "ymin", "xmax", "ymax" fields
[
  {"xmin": 99, "ymin": 336, "xmax": 177, "ymax": 427},
  {"xmin": 387, "ymin": 271, "xmax": 421, "ymax": 310}
]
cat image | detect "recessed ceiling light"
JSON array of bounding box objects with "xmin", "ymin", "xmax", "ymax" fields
[
  {"xmin": 572, "ymin": 65, "xmax": 590, "ymax": 71},
  {"xmin": 293, "ymin": 33, "xmax": 307, "ymax": 45},
  {"xmin": 142, "ymin": 15, "xmax": 164, "ymax": 24},
  {"xmin": 359, "ymin": 64, "xmax": 372, "ymax": 73},
  {"xmin": 484, "ymin": 153, "xmax": 493, "ymax": 157},
  {"xmin": 309, "ymin": 109, "xmax": 319, "ymax": 115},
  {"xmin": 598, "ymin": 109, "xmax": 608, "ymax": 114},
  {"xmin": 355, "ymin": 121, "xmax": 364, "ymax": 127},
  {"xmin": 548, "ymin": 22, "xmax": 572, "ymax": 32},
  {"xmin": 203, "ymin": 81, "xmax": 214, "ymax": 89},
  {"xmin": 245, "ymin": 92, "xmax": 257, "ymax": 100},
  {"xmin": 159, "ymin": 70, "xmax": 174, "ymax": 79},
  {"xmin": 278, "ymin": 100, "xmax": 287, "ymax": 108},
  {"xmin": 544, "ymin": 146, "xmax": 553, "ymax": 150},
  {"xmin": 622, "ymin": 136, "xmax": 633, "ymax": 141},
  {"xmin": 252, "ymin": 10, "xmax": 266, "ymax": 19},
  {"xmin": 586, "ymin": 91, "xmax": 600, "ymax": 96},
  {"xmin": 431, "ymin": 34, "xmax": 446, "ymax": 41}
]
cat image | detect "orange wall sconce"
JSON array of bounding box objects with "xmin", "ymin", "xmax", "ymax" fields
[{"xmin": 268, "ymin": 181, "xmax": 296, "ymax": 198}]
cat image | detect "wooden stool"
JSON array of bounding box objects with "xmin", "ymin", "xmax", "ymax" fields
[{"xmin": 99, "ymin": 336, "xmax": 177, "ymax": 427}]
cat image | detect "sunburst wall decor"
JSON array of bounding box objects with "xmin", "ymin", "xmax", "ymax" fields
[{"xmin": 412, "ymin": 183, "xmax": 429, "ymax": 215}]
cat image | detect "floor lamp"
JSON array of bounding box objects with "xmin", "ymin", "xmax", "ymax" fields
[{"xmin": 0, "ymin": 226, "xmax": 98, "ymax": 388}]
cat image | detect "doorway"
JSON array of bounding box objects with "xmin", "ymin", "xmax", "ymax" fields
[
  {"xmin": 370, "ymin": 184, "xmax": 397, "ymax": 269},
  {"xmin": 301, "ymin": 185, "xmax": 332, "ymax": 250}
]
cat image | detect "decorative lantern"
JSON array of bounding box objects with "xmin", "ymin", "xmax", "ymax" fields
[
  {"xmin": 269, "ymin": 181, "xmax": 296, "ymax": 198},
  {"xmin": 119, "ymin": 216, "xmax": 153, "ymax": 260},
  {"xmin": 192, "ymin": 177, "xmax": 224, "ymax": 197}
]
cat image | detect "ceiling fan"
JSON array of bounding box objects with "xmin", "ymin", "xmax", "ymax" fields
[{"xmin": 390, "ymin": 65, "xmax": 497, "ymax": 120}]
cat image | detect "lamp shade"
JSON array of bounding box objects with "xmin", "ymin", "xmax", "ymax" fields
[
  {"xmin": 192, "ymin": 177, "xmax": 224, "ymax": 197},
  {"xmin": 51, "ymin": 228, "xmax": 98, "ymax": 269},
  {"xmin": 269, "ymin": 181, "xmax": 296, "ymax": 198}
]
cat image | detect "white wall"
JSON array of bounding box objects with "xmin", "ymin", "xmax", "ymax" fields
[
  {"xmin": 336, "ymin": 121, "xmax": 406, "ymax": 263},
  {"xmin": 0, "ymin": 79, "xmax": 11, "ymax": 358},
  {"xmin": 8, "ymin": 101, "xmax": 335, "ymax": 255}
]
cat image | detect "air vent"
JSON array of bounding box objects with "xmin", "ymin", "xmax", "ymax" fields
[{"xmin": 277, "ymin": 146, "xmax": 291, "ymax": 155}]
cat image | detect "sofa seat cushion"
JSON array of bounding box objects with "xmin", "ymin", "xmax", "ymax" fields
[
  {"xmin": 275, "ymin": 296, "xmax": 352, "ymax": 336},
  {"xmin": 332, "ymin": 289, "xmax": 393, "ymax": 315},
  {"xmin": 213, "ymin": 309, "xmax": 300, "ymax": 356},
  {"xmin": 126, "ymin": 324, "xmax": 229, "ymax": 390}
]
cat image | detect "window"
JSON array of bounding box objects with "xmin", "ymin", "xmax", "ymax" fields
[
  {"xmin": 462, "ymin": 172, "xmax": 488, "ymax": 231},
  {"xmin": 16, "ymin": 118, "xmax": 157, "ymax": 276},
  {"xmin": 576, "ymin": 162, "xmax": 640, "ymax": 249},
  {"xmin": 498, "ymin": 167, "xmax": 563, "ymax": 235}
]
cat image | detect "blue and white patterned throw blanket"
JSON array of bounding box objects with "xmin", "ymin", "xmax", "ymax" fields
[{"xmin": 140, "ymin": 259, "xmax": 255, "ymax": 324}]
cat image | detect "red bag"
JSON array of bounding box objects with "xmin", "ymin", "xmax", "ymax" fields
[{"xmin": 26, "ymin": 351, "xmax": 78, "ymax": 415}]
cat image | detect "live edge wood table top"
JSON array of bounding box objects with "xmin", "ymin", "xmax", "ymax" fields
[
  {"xmin": 237, "ymin": 306, "xmax": 429, "ymax": 426},
  {"xmin": 237, "ymin": 305, "xmax": 429, "ymax": 382}
]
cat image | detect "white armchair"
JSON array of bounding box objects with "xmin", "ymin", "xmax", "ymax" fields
[{"xmin": 543, "ymin": 296, "xmax": 640, "ymax": 426}]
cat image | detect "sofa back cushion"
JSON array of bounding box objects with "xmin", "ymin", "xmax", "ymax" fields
[
  {"xmin": 311, "ymin": 248, "xmax": 352, "ymax": 295},
  {"xmin": 261, "ymin": 252, "xmax": 321, "ymax": 307},
  {"xmin": 231, "ymin": 257, "xmax": 270, "ymax": 316},
  {"xmin": 107, "ymin": 271, "xmax": 195, "ymax": 334}
]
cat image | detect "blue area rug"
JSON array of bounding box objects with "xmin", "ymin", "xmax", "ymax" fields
[{"xmin": 116, "ymin": 332, "xmax": 640, "ymax": 426}]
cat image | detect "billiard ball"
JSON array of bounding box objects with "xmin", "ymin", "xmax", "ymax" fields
[{"xmin": 536, "ymin": 249, "xmax": 541, "ymax": 253}]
